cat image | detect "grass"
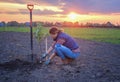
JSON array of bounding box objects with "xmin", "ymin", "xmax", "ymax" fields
[
  {"xmin": 0, "ymin": 27, "xmax": 48, "ymax": 33},
  {"xmin": 0, "ymin": 27, "xmax": 34, "ymax": 32},
  {"xmin": 0, "ymin": 27, "xmax": 120, "ymax": 44},
  {"xmin": 64, "ymin": 27, "xmax": 120, "ymax": 44}
]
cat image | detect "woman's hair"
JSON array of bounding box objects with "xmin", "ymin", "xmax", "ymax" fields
[{"xmin": 49, "ymin": 26, "xmax": 64, "ymax": 34}]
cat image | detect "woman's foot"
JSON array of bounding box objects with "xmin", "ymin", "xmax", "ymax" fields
[{"xmin": 62, "ymin": 58, "xmax": 74, "ymax": 64}]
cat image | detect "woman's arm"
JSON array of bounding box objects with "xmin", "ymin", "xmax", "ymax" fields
[
  {"xmin": 44, "ymin": 38, "xmax": 66, "ymax": 65},
  {"xmin": 46, "ymin": 41, "xmax": 56, "ymax": 54},
  {"xmin": 49, "ymin": 53, "xmax": 56, "ymax": 60},
  {"xmin": 46, "ymin": 46, "xmax": 53, "ymax": 54},
  {"xmin": 47, "ymin": 38, "xmax": 65, "ymax": 53}
]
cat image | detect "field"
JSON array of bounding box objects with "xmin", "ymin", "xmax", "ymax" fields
[
  {"xmin": 64, "ymin": 28, "xmax": 120, "ymax": 44},
  {"xmin": 0, "ymin": 27, "xmax": 120, "ymax": 82},
  {"xmin": 0, "ymin": 27, "xmax": 40, "ymax": 33},
  {"xmin": 0, "ymin": 27, "xmax": 120, "ymax": 44},
  {"xmin": 0, "ymin": 31, "xmax": 120, "ymax": 82}
]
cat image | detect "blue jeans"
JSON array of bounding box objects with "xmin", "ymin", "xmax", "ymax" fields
[{"xmin": 54, "ymin": 43, "xmax": 80, "ymax": 60}]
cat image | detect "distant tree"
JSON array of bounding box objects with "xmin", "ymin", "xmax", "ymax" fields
[
  {"xmin": 79, "ymin": 23, "xmax": 84, "ymax": 27},
  {"xmin": 33, "ymin": 22, "xmax": 37, "ymax": 27},
  {"xmin": 18, "ymin": 23, "xmax": 25, "ymax": 27},
  {"xmin": 24, "ymin": 22, "xmax": 37, "ymax": 27},
  {"xmin": 0, "ymin": 21, "xmax": 6, "ymax": 27},
  {"xmin": 102, "ymin": 22, "xmax": 115, "ymax": 28},
  {"xmin": 25, "ymin": 22, "xmax": 30, "ymax": 27},
  {"xmin": 105, "ymin": 22, "xmax": 115, "ymax": 27},
  {"xmin": 73, "ymin": 22, "xmax": 79, "ymax": 27},
  {"xmin": 55, "ymin": 22, "xmax": 62, "ymax": 27},
  {"xmin": 43, "ymin": 22, "xmax": 54, "ymax": 27},
  {"xmin": 85, "ymin": 22, "xmax": 93, "ymax": 27},
  {"xmin": 7, "ymin": 21, "xmax": 19, "ymax": 27}
]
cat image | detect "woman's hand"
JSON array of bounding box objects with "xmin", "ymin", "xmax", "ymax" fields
[
  {"xmin": 45, "ymin": 59, "xmax": 50, "ymax": 65},
  {"xmin": 41, "ymin": 53, "xmax": 48, "ymax": 59}
]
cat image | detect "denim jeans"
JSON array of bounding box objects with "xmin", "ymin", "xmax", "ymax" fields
[{"xmin": 54, "ymin": 43, "xmax": 80, "ymax": 59}]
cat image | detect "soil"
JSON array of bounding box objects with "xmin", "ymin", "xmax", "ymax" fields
[{"xmin": 0, "ymin": 32, "xmax": 120, "ymax": 82}]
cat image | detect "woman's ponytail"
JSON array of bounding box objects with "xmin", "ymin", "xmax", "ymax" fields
[{"xmin": 49, "ymin": 26, "xmax": 64, "ymax": 34}]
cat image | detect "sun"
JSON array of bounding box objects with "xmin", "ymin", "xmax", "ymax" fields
[{"xmin": 68, "ymin": 12, "xmax": 79, "ymax": 20}]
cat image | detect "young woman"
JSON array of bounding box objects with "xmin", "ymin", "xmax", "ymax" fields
[{"xmin": 42, "ymin": 26, "xmax": 80, "ymax": 65}]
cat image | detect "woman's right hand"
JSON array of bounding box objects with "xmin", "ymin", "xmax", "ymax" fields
[{"xmin": 41, "ymin": 53, "xmax": 48, "ymax": 59}]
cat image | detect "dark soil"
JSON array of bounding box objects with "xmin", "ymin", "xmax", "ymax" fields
[{"xmin": 0, "ymin": 32, "xmax": 120, "ymax": 82}]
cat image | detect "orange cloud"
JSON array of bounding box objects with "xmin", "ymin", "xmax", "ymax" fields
[
  {"xmin": 0, "ymin": 2, "xmax": 63, "ymax": 14},
  {"xmin": 35, "ymin": 5, "xmax": 63, "ymax": 12}
]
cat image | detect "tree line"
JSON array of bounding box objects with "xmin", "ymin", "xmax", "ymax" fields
[
  {"xmin": 0, "ymin": 21, "xmax": 120, "ymax": 28},
  {"xmin": 0, "ymin": 21, "xmax": 37, "ymax": 27}
]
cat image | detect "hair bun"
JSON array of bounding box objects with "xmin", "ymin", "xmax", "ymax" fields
[{"xmin": 49, "ymin": 26, "xmax": 64, "ymax": 34}]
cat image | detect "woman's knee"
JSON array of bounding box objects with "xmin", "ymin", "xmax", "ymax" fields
[
  {"xmin": 55, "ymin": 43, "xmax": 62, "ymax": 51},
  {"xmin": 55, "ymin": 46, "xmax": 60, "ymax": 51},
  {"xmin": 55, "ymin": 43, "xmax": 61, "ymax": 47}
]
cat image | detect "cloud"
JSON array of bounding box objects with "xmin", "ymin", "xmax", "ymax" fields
[
  {"xmin": 19, "ymin": 9, "xmax": 63, "ymax": 15},
  {"xmin": 0, "ymin": 0, "xmax": 120, "ymax": 15},
  {"xmin": 35, "ymin": 5, "xmax": 63, "ymax": 12},
  {"xmin": 0, "ymin": 2, "xmax": 64, "ymax": 15},
  {"xmin": 63, "ymin": 0, "xmax": 120, "ymax": 14},
  {"xmin": 0, "ymin": 0, "xmax": 25, "ymax": 4},
  {"xmin": 0, "ymin": 0, "xmax": 61, "ymax": 6}
]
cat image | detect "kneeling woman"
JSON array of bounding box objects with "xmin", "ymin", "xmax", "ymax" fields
[{"xmin": 42, "ymin": 27, "xmax": 80, "ymax": 65}]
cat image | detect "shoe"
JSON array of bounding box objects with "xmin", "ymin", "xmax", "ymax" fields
[{"xmin": 62, "ymin": 58, "xmax": 74, "ymax": 64}]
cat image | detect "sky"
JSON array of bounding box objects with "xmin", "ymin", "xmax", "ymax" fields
[{"xmin": 0, "ymin": 0, "xmax": 120, "ymax": 24}]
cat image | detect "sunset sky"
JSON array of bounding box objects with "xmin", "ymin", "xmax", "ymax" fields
[{"xmin": 0, "ymin": 0, "xmax": 120, "ymax": 24}]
